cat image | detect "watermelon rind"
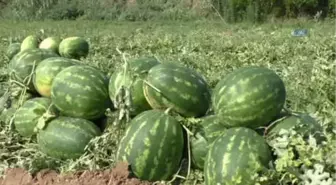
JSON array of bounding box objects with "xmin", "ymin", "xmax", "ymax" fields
[
  {"xmin": 116, "ymin": 109, "xmax": 185, "ymax": 181},
  {"xmin": 212, "ymin": 66, "xmax": 287, "ymax": 129},
  {"xmin": 58, "ymin": 36, "xmax": 89, "ymax": 59}
]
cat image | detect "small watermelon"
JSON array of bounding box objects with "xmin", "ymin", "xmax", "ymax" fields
[
  {"xmin": 33, "ymin": 57, "xmax": 79, "ymax": 97},
  {"xmin": 204, "ymin": 127, "xmax": 272, "ymax": 185},
  {"xmin": 116, "ymin": 110, "xmax": 185, "ymax": 181},
  {"xmin": 13, "ymin": 97, "xmax": 54, "ymax": 137},
  {"xmin": 39, "ymin": 36, "xmax": 62, "ymax": 54},
  {"xmin": 6, "ymin": 42, "xmax": 21, "ymax": 60},
  {"xmin": 51, "ymin": 65, "xmax": 111, "ymax": 120},
  {"xmin": 20, "ymin": 35, "xmax": 39, "ymax": 51},
  {"xmin": 109, "ymin": 56, "xmax": 160, "ymax": 115},
  {"xmin": 59, "ymin": 36, "xmax": 89, "ymax": 59},
  {"xmin": 37, "ymin": 116, "xmax": 102, "ymax": 159},
  {"xmin": 213, "ymin": 66, "xmax": 286, "ymax": 129},
  {"xmin": 9, "ymin": 48, "xmax": 59, "ymax": 91},
  {"xmin": 143, "ymin": 63, "xmax": 211, "ymax": 118}
]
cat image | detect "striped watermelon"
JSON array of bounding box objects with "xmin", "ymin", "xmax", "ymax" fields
[
  {"xmin": 20, "ymin": 35, "xmax": 39, "ymax": 51},
  {"xmin": 204, "ymin": 127, "xmax": 272, "ymax": 185},
  {"xmin": 6, "ymin": 42, "xmax": 21, "ymax": 60},
  {"xmin": 39, "ymin": 37, "xmax": 62, "ymax": 54},
  {"xmin": 51, "ymin": 65, "xmax": 111, "ymax": 120},
  {"xmin": 59, "ymin": 37, "xmax": 89, "ymax": 59},
  {"xmin": 37, "ymin": 116, "xmax": 102, "ymax": 159},
  {"xmin": 116, "ymin": 110, "xmax": 185, "ymax": 181},
  {"xmin": 143, "ymin": 63, "xmax": 211, "ymax": 118},
  {"xmin": 108, "ymin": 56, "xmax": 160, "ymax": 115},
  {"xmin": 201, "ymin": 115, "xmax": 227, "ymax": 143},
  {"xmin": 13, "ymin": 97, "xmax": 54, "ymax": 137},
  {"xmin": 9, "ymin": 48, "xmax": 59, "ymax": 91},
  {"xmin": 213, "ymin": 66, "xmax": 286, "ymax": 129},
  {"xmin": 33, "ymin": 57, "xmax": 79, "ymax": 97}
]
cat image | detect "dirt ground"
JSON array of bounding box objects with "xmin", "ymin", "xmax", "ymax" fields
[{"xmin": 0, "ymin": 162, "xmax": 156, "ymax": 185}]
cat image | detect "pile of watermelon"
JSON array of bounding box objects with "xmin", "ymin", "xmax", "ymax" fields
[{"xmin": 1, "ymin": 35, "xmax": 325, "ymax": 184}]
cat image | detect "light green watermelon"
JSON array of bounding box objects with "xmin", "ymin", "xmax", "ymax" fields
[
  {"xmin": 39, "ymin": 36, "xmax": 62, "ymax": 54},
  {"xmin": 20, "ymin": 35, "xmax": 39, "ymax": 51}
]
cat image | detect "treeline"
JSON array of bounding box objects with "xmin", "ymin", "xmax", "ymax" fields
[{"xmin": 0, "ymin": 0, "xmax": 334, "ymax": 22}]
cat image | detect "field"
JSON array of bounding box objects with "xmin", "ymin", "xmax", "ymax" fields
[{"xmin": 0, "ymin": 18, "xmax": 335, "ymax": 185}]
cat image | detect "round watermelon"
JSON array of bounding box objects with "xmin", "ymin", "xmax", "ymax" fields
[
  {"xmin": 6, "ymin": 42, "xmax": 21, "ymax": 60},
  {"xmin": 59, "ymin": 36, "xmax": 89, "ymax": 59},
  {"xmin": 37, "ymin": 116, "xmax": 102, "ymax": 159},
  {"xmin": 51, "ymin": 65, "xmax": 111, "ymax": 120},
  {"xmin": 8, "ymin": 48, "xmax": 59, "ymax": 91},
  {"xmin": 20, "ymin": 35, "xmax": 39, "ymax": 51},
  {"xmin": 212, "ymin": 66, "xmax": 286, "ymax": 129},
  {"xmin": 116, "ymin": 109, "xmax": 185, "ymax": 181},
  {"xmin": 109, "ymin": 56, "xmax": 160, "ymax": 115},
  {"xmin": 204, "ymin": 127, "xmax": 272, "ymax": 185},
  {"xmin": 33, "ymin": 57, "xmax": 79, "ymax": 97},
  {"xmin": 39, "ymin": 37, "xmax": 62, "ymax": 54},
  {"xmin": 143, "ymin": 63, "xmax": 211, "ymax": 118},
  {"xmin": 13, "ymin": 97, "xmax": 54, "ymax": 137}
]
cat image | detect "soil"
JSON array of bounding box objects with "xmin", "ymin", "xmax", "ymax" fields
[{"xmin": 0, "ymin": 162, "xmax": 157, "ymax": 185}]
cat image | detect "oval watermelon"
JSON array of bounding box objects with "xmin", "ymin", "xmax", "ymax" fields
[
  {"xmin": 21, "ymin": 35, "xmax": 39, "ymax": 51},
  {"xmin": 9, "ymin": 48, "xmax": 59, "ymax": 91},
  {"xmin": 143, "ymin": 63, "xmax": 211, "ymax": 118},
  {"xmin": 109, "ymin": 56, "xmax": 160, "ymax": 115},
  {"xmin": 14, "ymin": 97, "xmax": 54, "ymax": 137},
  {"xmin": 6, "ymin": 42, "xmax": 21, "ymax": 60},
  {"xmin": 39, "ymin": 36, "xmax": 62, "ymax": 54},
  {"xmin": 33, "ymin": 57, "xmax": 79, "ymax": 97},
  {"xmin": 212, "ymin": 66, "xmax": 286, "ymax": 129},
  {"xmin": 116, "ymin": 109, "xmax": 185, "ymax": 181},
  {"xmin": 59, "ymin": 36, "xmax": 89, "ymax": 59},
  {"xmin": 51, "ymin": 65, "xmax": 111, "ymax": 120},
  {"xmin": 204, "ymin": 127, "xmax": 272, "ymax": 185},
  {"xmin": 37, "ymin": 116, "xmax": 102, "ymax": 159}
]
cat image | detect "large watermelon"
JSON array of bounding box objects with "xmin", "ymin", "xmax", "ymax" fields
[
  {"xmin": 143, "ymin": 63, "xmax": 211, "ymax": 118},
  {"xmin": 8, "ymin": 48, "xmax": 59, "ymax": 91},
  {"xmin": 109, "ymin": 56, "xmax": 160, "ymax": 115},
  {"xmin": 212, "ymin": 66, "xmax": 286, "ymax": 129},
  {"xmin": 59, "ymin": 36, "xmax": 89, "ymax": 59},
  {"xmin": 33, "ymin": 57, "xmax": 79, "ymax": 97},
  {"xmin": 39, "ymin": 36, "xmax": 62, "ymax": 54},
  {"xmin": 37, "ymin": 116, "xmax": 102, "ymax": 159},
  {"xmin": 20, "ymin": 35, "xmax": 39, "ymax": 51},
  {"xmin": 6, "ymin": 42, "xmax": 21, "ymax": 60},
  {"xmin": 116, "ymin": 110, "xmax": 185, "ymax": 181},
  {"xmin": 13, "ymin": 97, "xmax": 54, "ymax": 137},
  {"xmin": 204, "ymin": 127, "xmax": 272, "ymax": 185},
  {"xmin": 51, "ymin": 65, "xmax": 111, "ymax": 120}
]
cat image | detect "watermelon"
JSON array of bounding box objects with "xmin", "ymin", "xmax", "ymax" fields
[
  {"xmin": 39, "ymin": 37, "xmax": 62, "ymax": 54},
  {"xmin": 204, "ymin": 127, "xmax": 272, "ymax": 185},
  {"xmin": 109, "ymin": 56, "xmax": 160, "ymax": 115},
  {"xmin": 6, "ymin": 42, "xmax": 21, "ymax": 60},
  {"xmin": 201, "ymin": 115, "xmax": 228, "ymax": 144},
  {"xmin": 116, "ymin": 110, "xmax": 185, "ymax": 181},
  {"xmin": 8, "ymin": 48, "xmax": 59, "ymax": 91},
  {"xmin": 21, "ymin": 35, "xmax": 39, "ymax": 51},
  {"xmin": 33, "ymin": 57, "xmax": 79, "ymax": 97},
  {"xmin": 266, "ymin": 112, "xmax": 325, "ymax": 143},
  {"xmin": 13, "ymin": 97, "xmax": 54, "ymax": 137},
  {"xmin": 37, "ymin": 116, "xmax": 102, "ymax": 159},
  {"xmin": 143, "ymin": 63, "xmax": 211, "ymax": 118},
  {"xmin": 212, "ymin": 66, "xmax": 286, "ymax": 129},
  {"xmin": 59, "ymin": 36, "xmax": 89, "ymax": 59},
  {"xmin": 51, "ymin": 65, "xmax": 111, "ymax": 120}
]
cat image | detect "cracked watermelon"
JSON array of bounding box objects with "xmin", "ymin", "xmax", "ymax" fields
[
  {"xmin": 51, "ymin": 65, "xmax": 111, "ymax": 120},
  {"xmin": 213, "ymin": 66, "xmax": 286, "ymax": 129},
  {"xmin": 116, "ymin": 110, "xmax": 185, "ymax": 181},
  {"xmin": 143, "ymin": 63, "xmax": 211, "ymax": 118},
  {"xmin": 204, "ymin": 127, "xmax": 272, "ymax": 185},
  {"xmin": 33, "ymin": 57, "xmax": 79, "ymax": 97},
  {"xmin": 108, "ymin": 56, "xmax": 160, "ymax": 115},
  {"xmin": 37, "ymin": 116, "xmax": 101, "ymax": 159}
]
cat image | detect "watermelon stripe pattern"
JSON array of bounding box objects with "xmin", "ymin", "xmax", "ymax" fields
[
  {"xmin": 59, "ymin": 37, "xmax": 89, "ymax": 59},
  {"xmin": 213, "ymin": 66, "xmax": 286, "ymax": 129},
  {"xmin": 201, "ymin": 115, "xmax": 227, "ymax": 144},
  {"xmin": 37, "ymin": 116, "xmax": 101, "ymax": 159},
  {"xmin": 116, "ymin": 110, "xmax": 184, "ymax": 181},
  {"xmin": 204, "ymin": 127, "xmax": 272, "ymax": 185},
  {"xmin": 143, "ymin": 63, "xmax": 211, "ymax": 118},
  {"xmin": 51, "ymin": 65, "xmax": 111, "ymax": 120},
  {"xmin": 14, "ymin": 97, "xmax": 53, "ymax": 137}
]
